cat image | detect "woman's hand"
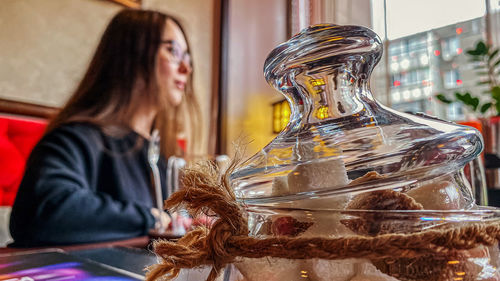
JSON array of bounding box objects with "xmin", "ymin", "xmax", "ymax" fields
[
  {"xmin": 150, "ymin": 208, "xmax": 171, "ymax": 234},
  {"xmin": 170, "ymin": 211, "xmax": 193, "ymax": 235},
  {"xmin": 150, "ymin": 208, "xmax": 194, "ymax": 235}
]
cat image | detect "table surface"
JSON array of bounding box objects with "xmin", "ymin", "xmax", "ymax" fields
[
  {"xmin": 71, "ymin": 246, "xmax": 157, "ymax": 276},
  {"xmin": 0, "ymin": 234, "xmax": 217, "ymax": 280},
  {"xmin": 0, "ymin": 235, "xmax": 150, "ymax": 254}
]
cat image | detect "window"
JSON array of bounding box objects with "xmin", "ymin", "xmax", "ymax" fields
[
  {"xmin": 442, "ymin": 37, "xmax": 461, "ymax": 60},
  {"xmin": 391, "ymin": 73, "xmax": 402, "ymax": 87},
  {"xmin": 371, "ymin": 0, "xmax": 487, "ymax": 121},
  {"xmin": 408, "ymin": 36, "xmax": 427, "ymax": 52},
  {"xmin": 389, "ymin": 40, "xmax": 408, "ymax": 56},
  {"xmin": 417, "ymin": 69, "xmax": 430, "ymax": 83},
  {"xmin": 444, "ymin": 69, "xmax": 461, "ymax": 89}
]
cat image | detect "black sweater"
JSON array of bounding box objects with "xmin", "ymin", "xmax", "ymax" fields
[{"xmin": 9, "ymin": 122, "xmax": 168, "ymax": 247}]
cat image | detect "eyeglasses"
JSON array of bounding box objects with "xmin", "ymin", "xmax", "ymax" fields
[{"xmin": 160, "ymin": 40, "xmax": 191, "ymax": 66}]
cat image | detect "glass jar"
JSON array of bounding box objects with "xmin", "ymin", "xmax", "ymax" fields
[{"xmin": 224, "ymin": 24, "xmax": 500, "ymax": 281}]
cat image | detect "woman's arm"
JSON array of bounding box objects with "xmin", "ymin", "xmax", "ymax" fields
[{"xmin": 9, "ymin": 126, "xmax": 155, "ymax": 246}]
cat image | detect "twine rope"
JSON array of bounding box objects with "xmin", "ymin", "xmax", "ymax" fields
[{"xmin": 146, "ymin": 160, "xmax": 500, "ymax": 281}]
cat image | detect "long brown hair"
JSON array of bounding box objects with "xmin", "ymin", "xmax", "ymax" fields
[{"xmin": 47, "ymin": 9, "xmax": 200, "ymax": 158}]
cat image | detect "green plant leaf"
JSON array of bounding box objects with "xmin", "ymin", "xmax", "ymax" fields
[
  {"xmin": 467, "ymin": 50, "xmax": 480, "ymax": 56},
  {"xmin": 456, "ymin": 92, "xmax": 471, "ymax": 105},
  {"xmin": 455, "ymin": 92, "xmax": 465, "ymax": 101},
  {"xmin": 471, "ymin": 97, "xmax": 480, "ymax": 111},
  {"xmin": 481, "ymin": 102, "xmax": 492, "ymax": 113},
  {"xmin": 492, "ymin": 86, "xmax": 500, "ymax": 100},
  {"xmin": 490, "ymin": 49, "xmax": 500, "ymax": 62},
  {"xmin": 454, "ymin": 92, "xmax": 480, "ymax": 111},
  {"xmin": 464, "ymin": 92, "xmax": 474, "ymax": 105},
  {"xmin": 477, "ymin": 41, "xmax": 489, "ymax": 55},
  {"xmin": 483, "ymin": 89, "xmax": 492, "ymax": 95},
  {"xmin": 436, "ymin": 94, "xmax": 453, "ymax": 104},
  {"xmin": 494, "ymin": 58, "xmax": 500, "ymax": 67}
]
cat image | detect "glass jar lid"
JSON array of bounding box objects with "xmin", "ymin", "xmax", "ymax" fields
[{"xmin": 230, "ymin": 24, "xmax": 483, "ymax": 203}]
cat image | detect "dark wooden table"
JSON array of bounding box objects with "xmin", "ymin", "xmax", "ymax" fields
[
  {"xmin": 0, "ymin": 229, "xmax": 186, "ymax": 254},
  {"xmin": 0, "ymin": 229, "xmax": 222, "ymax": 280},
  {"xmin": 0, "ymin": 235, "xmax": 150, "ymax": 254}
]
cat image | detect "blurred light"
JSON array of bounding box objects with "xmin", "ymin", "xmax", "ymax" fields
[
  {"xmin": 391, "ymin": 56, "xmax": 398, "ymax": 62},
  {"xmin": 394, "ymin": 80, "xmax": 401, "ymax": 87},
  {"xmin": 400, "ymin": 58, "xmax": 410, "ymax": 69},
  {"xmin": 424, "ymin": 87, "xmax": 432, "ymax": 96},
  {"xmin": 315, "ymin": 105, "xmax": 329, "ymax": 120},
  {"xmin": 391, "ymin": 62, "xmax": 399, "ymax": 72},
  {"xmin": 392, "ymin": 91, "xmax": 401, "ymax": 102},
  {"xmin": 403, "ymin": 90, "xmax": 411, "ymax": 101},
  {"xmin": 272, "ymin": 100, "xmax": 290, "ymax": 133},
  {"xmin": 412, "ymin": 88, "xmax": 422, "ymax": 99},
  {"xmin": 434, "ymin": 50, "xmax": 441, "ymax": 56},
  {"xmin": 456, "ymin": 27, "xmax": 463, "ymax": 34},
  {"xmin": 457, "ymin": 48, "xmax": 463, "ymax": 54},
  {"xmin": 420, "ymin": 54, "xmax": 429, "ymax": 65},
  {"xmin": 310, "ymin": 78, "xmax": 325, "ymax": 87},
  {"xmin": 456, "ymin": 79, "xmax": 463, "ymax": 85}
]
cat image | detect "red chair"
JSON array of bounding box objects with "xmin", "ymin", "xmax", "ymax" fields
[{"xmin": 0, "ymin": 115, "xmax": 47, "ymax": 206}]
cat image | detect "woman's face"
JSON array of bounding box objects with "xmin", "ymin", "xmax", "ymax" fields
[{"xmin": 157, "ymin": 19, "xmax": 192, "ymax": 107}]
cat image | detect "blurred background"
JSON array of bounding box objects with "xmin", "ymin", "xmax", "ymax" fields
[{"xmin": 2, "ymin": 0, "xmax": 499, "ymax": 157}]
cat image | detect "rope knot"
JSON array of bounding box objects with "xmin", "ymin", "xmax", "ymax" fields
[
  {"xmin": 206, "ymin": 220, "xmax": 240, "ymax": 266},
  {"xmin": 146, "ymin": 159, "xmax": 247, "ymax": 281}
]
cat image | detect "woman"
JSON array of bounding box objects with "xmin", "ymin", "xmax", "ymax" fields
[{"xmin": 9, "ymin": 9, "xmax": 199, "ymax": 247}]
